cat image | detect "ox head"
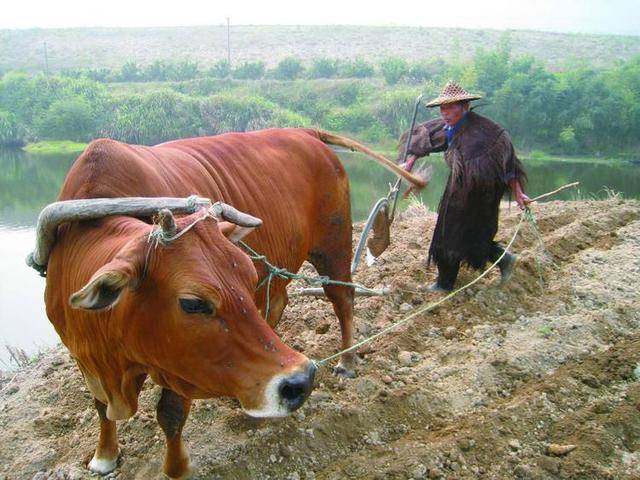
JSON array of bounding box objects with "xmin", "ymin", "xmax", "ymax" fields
[{"xmin": 31, "ymin": 197, "xmax": 315, "ymax": 417}]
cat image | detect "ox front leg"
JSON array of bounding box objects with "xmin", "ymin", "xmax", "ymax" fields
[
  {"xmin": 88, "ymin": 399, "xmax": 119, "ymax": 475},
  {"xmin": 157, "ymin": 388, "xmax": 192, "ymax": 479}
]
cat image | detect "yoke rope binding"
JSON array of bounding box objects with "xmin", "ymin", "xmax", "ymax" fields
[{"xmin": 237, "ymin": 240, "xmax": 380, "ymax": 321}]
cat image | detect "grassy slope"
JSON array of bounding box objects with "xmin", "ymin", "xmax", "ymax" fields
[
  {"xmin": 2, "ymin": 25, "xmax": 639, "ymax": 73},
  {"xmin": 22, "ymin": 140, "xmax": 88, "ymax": 155}
]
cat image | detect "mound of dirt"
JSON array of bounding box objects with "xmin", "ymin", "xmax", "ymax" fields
[{"xmin": 1, "ymin": 199, "xmax": 639, "ymax": 480}]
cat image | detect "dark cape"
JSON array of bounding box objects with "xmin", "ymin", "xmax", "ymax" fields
[{"xmin": 428, "ymin": 111, "xmax": 527, "ymax": 269}]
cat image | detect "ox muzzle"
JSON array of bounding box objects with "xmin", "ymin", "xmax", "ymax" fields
[{"xmin": 244, "ymin": 361, "xmax": 316, "ymax": 418}]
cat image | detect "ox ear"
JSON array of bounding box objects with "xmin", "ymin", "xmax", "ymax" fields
[
  {"xmin": 218, "ymin": 221, "xmax": 256, "ymax": 243},
  {"xmin": 69, "ymin": 253, "xmax": 140, "ymax": 311}
]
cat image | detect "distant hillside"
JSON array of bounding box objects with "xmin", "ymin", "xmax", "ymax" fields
[{"xmin": 2, "ymin": 25, "xmax": 639, "ymax": 73}]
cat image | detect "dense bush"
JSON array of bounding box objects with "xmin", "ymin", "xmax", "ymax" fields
[
  {"xmin": 406, "ymin": 59, "xmax": 446, "ymax": 84},
  {"xmin": 200, "ymin": 94, "xmax": 308, "ymax": 133},
  {"xmin": 207, "ymin": 60, "xmax": 231, "ymax": 78},
  {"xmin": 309, "ymin": 58, "xmax": 339, "ymax": 79},
  {"xmin": 322, "ymin": 106, "xmax": 374, "ymax": 132},
  {"xmin": 272, "ymin": 57, "xmax": 304, "ymax": 80},
  {"xmin": 35, "ymin": 98, "xmax": 97, "ymax": 142},
  {"xmin": 332, "ymin": 82, "xmax": 364, "ymax": 106},
  {"xmin": 1, "ymin": 51, "xmax": 639, "ymax": 155},
  {"xmin": 368, "ymin": 89, "xmax": 419, "ymax": 136},
  {"xmin": 119, "ymin": 61, "xmax": 141, "ymax": 82},
  {"xmin": 339, "ymin": 58, "xmax": 375, "ymax": 78},
  {"xmin": 102, "ymin": 90, "xmax": 203, "ymax": 144},
  {"xmin": 232, "ymin": 61, "xmax": 266, "ymax": 80},
  {"xmin": 379, "ymin": 57, "xmax": 409, "ymax": 85},
  {"xmin": 0, "ymin": 110, "xmax": 28, "ymax": 146}
]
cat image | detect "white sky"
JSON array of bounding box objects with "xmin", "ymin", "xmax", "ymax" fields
[{"xmin": 1, "ymin": 0, "xmax": 638, "ymax": 35}]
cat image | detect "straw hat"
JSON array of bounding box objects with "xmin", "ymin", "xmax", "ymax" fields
[{"xmin": 425, "ymin": 81, "xmax": 482, "ymax": 107}]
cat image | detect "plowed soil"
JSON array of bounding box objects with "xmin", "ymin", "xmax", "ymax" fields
[{"xmin": 1, "ymin": 198, "xmax": 639, "ymax": 480}]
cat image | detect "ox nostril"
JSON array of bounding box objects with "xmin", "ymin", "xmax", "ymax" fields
[
  {"xmin": 280, "ymin": 381, "xmax": 305, "ymax": 402},
  {"xmin": 278, "ymin": 364, "xmax": 315, "ymax": 411}
]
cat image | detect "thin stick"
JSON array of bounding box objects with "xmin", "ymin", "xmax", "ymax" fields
[{"xmin": 531, "ymin": 182, "xmax": 580, "ymax": 203}]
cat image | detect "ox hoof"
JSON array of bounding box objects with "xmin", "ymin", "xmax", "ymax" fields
[
  {"xmin": 333, "ymin": 364, "xmax": 357, "ymax": 379},
  {"xmin": 164, "ymin": 464, "xmax": 192, "ymax": 480},
  {"xmin": 88, "ymin": 454, "xmax": 118, "ymax": 475}
]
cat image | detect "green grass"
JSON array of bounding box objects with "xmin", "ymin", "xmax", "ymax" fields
[
  {"xmin": 522, "ymin": 150, "xmax": 630, "ymax": 165},
  {"xmin": 23, "ymin": 140, "xmax": 87, "ymax": 155}
]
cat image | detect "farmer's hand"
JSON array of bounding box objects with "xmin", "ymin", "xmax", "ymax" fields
[
  {"xmin": 402, "ymin": 164, "xmax": 434, "ymax": 199},
  {"xmin": 516, "ymin": 192, "xmax": 532, "ymax": 210},
  {"xmin": 510, "ymin": 179, "xmax": 531, "ymax": 210},
  {"xmin": 399, "ymin": 154, "xmax": 418, "ymax": 172}
]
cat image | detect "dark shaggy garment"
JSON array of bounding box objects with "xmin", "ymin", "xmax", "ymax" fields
[{"xmin": 428, "ymin": 111, "xmax": 527, "ymax": 270}]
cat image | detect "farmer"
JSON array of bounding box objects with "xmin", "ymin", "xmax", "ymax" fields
[{"xmin": 401, "ymin": 81, "xmax": 530, "ymax": 292}]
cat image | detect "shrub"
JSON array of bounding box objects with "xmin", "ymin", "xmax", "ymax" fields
[
  {"xmin": 0, "ymin": 110, "xmax": 28, "ymax": 146},
  {"xmin": 142, "ymin": 60, "xmax": 174, "ymax": 81},
  {"xmin": 309, "ymin": 58, "xmax": 339, "ymax": 79},
  {"xmin": 406, "ymin": 59, "xmax": 446, "ymax": 84},
  {"xmin": 322, "ymin": 106, "xmax": 373, "ymax": 133},
  {"xmin": 103, "ymin": 90, "xmax": 203, "ymax": 144},
  {"xmin": 170, "ymin": 60, "xmax": 199, "ymax": 81},
  {"xmin": 232, "ymin": 61, "xmax": 266, "ymax": 80},
  {"xmin": 199, "ymin": 94, "xmax": 309, "ymax": 133},
  {"xmin": 272, "ymin": 57, "xmax": 304, "ymax": 80},
  {"xmin": 339, "ymin": 58, "xmax": 375, "ymax": 78},
  {"xmin": 379, "ymin": 57, "xmax": 409, "ymax": 85},
  {"xmin": 207, "ymin": 60, "xmax": 232, "ymax": 79},
  {"xmin": 259, "ymin": 82, "xmax": 327, "ymax": 119},
  {"xmin": 119, "ymin": 61, "xmax": 141, "ymax": 82},
  {"xmin": 368, "ymin": 89, "xmax": 418, "ymax": 136},
  {"xmin": 332, "ymin": 82, "xmax": 363, "ymax": 106},
  {"xmin": 35, "ymin": 98, "xmax": 97, "ymax": 142}
]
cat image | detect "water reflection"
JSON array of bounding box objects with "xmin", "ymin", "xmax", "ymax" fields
[
  {"xmin": 341, "ymin": 152, "xmax": 640, "ymax": 219},
  {"xmin": 0, "ymin": 227, "xmax": 56, "ymax": 367},
  {"xmin": 0, "ymin": 147, "xmax": 638, "ymax": 366}
]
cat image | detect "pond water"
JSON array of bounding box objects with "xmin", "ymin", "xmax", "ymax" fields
[{"xmin": 1, "ymin": 147, "xmax": 638, "ymax": 367}]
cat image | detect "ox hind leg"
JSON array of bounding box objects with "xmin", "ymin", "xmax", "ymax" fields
[
  {"xmin": 157, "ymin": 388, "xmax": 192, "ymax": 480},
  {"xmin": 308, "ymin": 241, "xmax": 356, "ymax": 378},
  {"xmin": 88, "ymin": 399, "xmax": 119, "ymax": 474}
]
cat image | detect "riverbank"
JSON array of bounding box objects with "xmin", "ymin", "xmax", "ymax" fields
[
  {"xmin": 1, "ymin": 198, "xmax": 639, "ymax": 479},
  {"xmin": 22, "ymin": 141, "xmax": 88, "ymax": 155},
  {"xmin": 19, "ymin": 137, "xmax": 635, "ymax": 168}
]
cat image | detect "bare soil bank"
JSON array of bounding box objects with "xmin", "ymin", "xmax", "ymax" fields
[{"xmin": 1, "ymin": 198, "xmax": 639, "ymax": 479}]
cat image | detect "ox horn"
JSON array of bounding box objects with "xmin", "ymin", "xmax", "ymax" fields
[
  {"xmin": 210, "ymin": 202, "xmax": 263, "ymax": 228},
  {"xmin": 26, "ymin": 195, "xmax": 212, "ymax": 276}
]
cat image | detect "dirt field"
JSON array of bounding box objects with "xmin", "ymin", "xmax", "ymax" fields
[{"xmin": 1, "ymin": 198, "xmax": 639, "ymax": 480}]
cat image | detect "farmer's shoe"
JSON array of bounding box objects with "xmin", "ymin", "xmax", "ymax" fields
[{"xmin": 498, "ymin": 252, "xmax": 517, "ymax": 285}]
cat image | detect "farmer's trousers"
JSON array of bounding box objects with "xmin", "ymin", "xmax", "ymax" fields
[{"xmin": 436, "ymin": 243, "xmax": 508, "ymax": 291}]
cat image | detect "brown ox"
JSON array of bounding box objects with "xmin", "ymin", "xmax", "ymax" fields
[{"xmin": 31, "ymin": 128, "xmax": 425, "ymax": 479}]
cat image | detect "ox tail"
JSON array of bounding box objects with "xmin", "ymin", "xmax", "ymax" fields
[{"xmin": 303, "ymin": 129, "xmax": 427, "ymax": 188}]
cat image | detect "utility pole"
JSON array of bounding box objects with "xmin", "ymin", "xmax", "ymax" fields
[
  {"xmin": 43, "ymin": 41, "xmax": 49, "ymax": 76},
  {"xmin": 226, "ymin": 17, "xmax": 231, "ymax": 65}
]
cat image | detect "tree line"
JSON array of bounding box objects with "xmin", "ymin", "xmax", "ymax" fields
[{"xmin": 1, "ymin": 47, "xmax": 638, "ymax": 156}]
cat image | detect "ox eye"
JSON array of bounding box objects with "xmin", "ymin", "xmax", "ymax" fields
[{"xmin": 179, "ymin": 298, "xmax": 214, "ymax": 315}]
